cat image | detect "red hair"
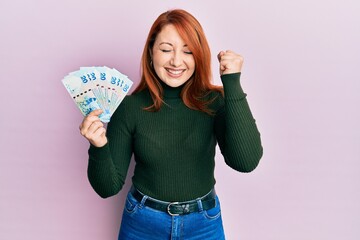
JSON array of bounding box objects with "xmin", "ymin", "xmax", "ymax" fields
[{"xmin": 133, "ymin": 9, "xmax": 223, "ymax": 114}]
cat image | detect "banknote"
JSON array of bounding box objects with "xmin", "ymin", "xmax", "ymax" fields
[{"xmin": 62, "ymin": 66, "xmax": 133, "ymax": 122}]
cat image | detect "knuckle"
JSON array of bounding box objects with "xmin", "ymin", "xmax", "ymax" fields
[{"xmin": 84, "ymin": 133, "xmax": 92, "ymax": 140}]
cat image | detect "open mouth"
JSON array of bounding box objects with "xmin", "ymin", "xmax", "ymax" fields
[{"xmin": 165, "ymin": 68, "xmax": 186, "ymax": 76}]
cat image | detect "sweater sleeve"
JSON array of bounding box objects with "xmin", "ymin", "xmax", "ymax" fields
[
  {"xmin": 214, "ymin": 72, "xmax": 263, "ymax": 172},
  {"xmin": 87, "ymin": 96, "xmax": 133, "ymax": 198}
]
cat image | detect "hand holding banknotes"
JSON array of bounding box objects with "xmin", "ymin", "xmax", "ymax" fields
[
  {"xmin": 79, "ymin": 109, "xmax": 108, "ymax": 147},
  {"xmin": 62, "ymin": 66, "xmax": 133, "ymax": 146}
]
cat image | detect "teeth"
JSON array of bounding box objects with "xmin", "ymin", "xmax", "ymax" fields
[{"xmin": 167, "ymin": 69, "xmax": 183, "ymax": 75}]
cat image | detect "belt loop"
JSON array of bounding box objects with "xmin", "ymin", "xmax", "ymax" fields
[
  {"xmin": 140, "ymin": 195, "xmax": 148, "ymax": 208},
  {"xmin": 196, "ymin": 198, "xmax": 203, "ymax": 213},
  {"xmin": 132, "ymin": 186, "xmax": 148, "ymax": 208}
]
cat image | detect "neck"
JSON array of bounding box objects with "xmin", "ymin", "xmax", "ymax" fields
[{"xmin": 160, "ymin": 81, "xmax": 184, "ymax": 99}]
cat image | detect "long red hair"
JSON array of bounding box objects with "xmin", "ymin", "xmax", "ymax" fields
[{"xmin": 133, "ymin": 9, "xmax": 223, "ymax": 114}]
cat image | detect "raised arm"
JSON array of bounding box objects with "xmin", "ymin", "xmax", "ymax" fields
[{"xmin": 215, "ymin": 51, "xmax": 263, "ymax": 172}]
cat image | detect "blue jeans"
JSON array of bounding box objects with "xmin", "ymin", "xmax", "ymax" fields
[{"xmin": 118, "ymin": 189, "xmax": 226, "ymax": 240}]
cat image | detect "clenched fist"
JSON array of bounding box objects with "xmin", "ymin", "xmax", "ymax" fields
[
  {"xmin": 217, "ymin": 50, "xmax": 244, "ymax": 75},
  {"xmin": 79, "ymin": 109, "xmax": 108, "ymax": 147}
]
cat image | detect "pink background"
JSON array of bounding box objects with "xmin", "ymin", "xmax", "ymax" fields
[{"xmin": 1, "ymin": 0, "xmax": 359, "ymax": 239}]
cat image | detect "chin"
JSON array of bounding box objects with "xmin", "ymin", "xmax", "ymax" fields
[{"xmin": 165, "ymin": 79, "xmax": 188, "ymax": 88}]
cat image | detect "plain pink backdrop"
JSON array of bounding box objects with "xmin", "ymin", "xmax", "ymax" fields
[{"xmin": 1, "ymin": 0, "xmax": 359, "ymax": 239}]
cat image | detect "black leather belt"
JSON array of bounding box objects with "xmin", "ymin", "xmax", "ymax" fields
[{"xmin": 130, "ymin": 187, "xmax": 216, "ymax": 216}]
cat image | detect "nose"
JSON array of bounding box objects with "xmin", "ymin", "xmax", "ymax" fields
[{"xmin": 170, "ymin": 51, "xmax": 182, "ymax": 67}]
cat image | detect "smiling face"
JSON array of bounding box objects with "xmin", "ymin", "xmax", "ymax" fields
[{"xmin": 151, "ymin": 24, "xmax": 195, "ymax": 88}]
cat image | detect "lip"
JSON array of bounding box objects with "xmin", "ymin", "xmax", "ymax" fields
[{"xmin": 165, "ymin": 68, "xmax": 186, "ymax": 78}]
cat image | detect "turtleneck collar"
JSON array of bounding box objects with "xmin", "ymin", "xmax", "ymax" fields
[{"xmin": 160, "ymin": 80, "xmax": 184, "ymax": 99}]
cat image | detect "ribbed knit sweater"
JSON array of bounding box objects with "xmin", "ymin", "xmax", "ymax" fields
[{"xmin": 87, "ymin": 73, "xmax": 263, "ymax": 202}]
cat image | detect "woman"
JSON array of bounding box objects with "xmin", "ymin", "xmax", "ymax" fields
[{"xmin": 79, "ymin": 9, "xmax": 263, "ymax": 239}]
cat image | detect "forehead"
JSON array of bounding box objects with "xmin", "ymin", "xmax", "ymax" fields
[{"xmin": 155, "ymin": 24, "xmax": 186, "ymax": 45}]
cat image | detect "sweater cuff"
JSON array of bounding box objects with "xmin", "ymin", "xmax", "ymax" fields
[
  {"xmin": 220, "ymin": 72, "xmax": 247, "ymax": 99},
  {"xmin": 88, "ymin": 142, "xmax": 111, "ymax": 162}
]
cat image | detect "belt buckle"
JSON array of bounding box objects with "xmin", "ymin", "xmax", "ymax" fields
[{"xmin": 167, "ymin": 202, "xmax": 180, "ymax": 216}]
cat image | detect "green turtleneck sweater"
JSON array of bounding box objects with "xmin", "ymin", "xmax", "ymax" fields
[{"xmin": 87, "ymin": 73, "xmax": 263, "ymax": 201}]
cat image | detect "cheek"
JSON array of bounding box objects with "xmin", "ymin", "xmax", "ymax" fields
[
  {"xmin": 188, "ymin": 62, "xmax": 195, "ymax": 74},
  {"xmin": 187, "ymin": 57, "xmax": 195, "ymax": 71},
  {"xmin": 152, "ymin": 56, "xmax": 164, "ymax": 72},
  {"xmin": 153, "ymin": 56, "xmax": 167, "ymax": 71},
  {"xmin": 153, "ymin": 63, "xmax": 163, "ymax": 78}
]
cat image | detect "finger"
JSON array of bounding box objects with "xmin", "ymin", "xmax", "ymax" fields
[
  {"xmin": 80, "ymin": 115, "xmax": 100, "ymax": 127},
  {"xmin": 80, "ymin": 109, "xmax": 102, "ymax": 130},
  {"xmin": 217, "ymin": 51, "xmax": 225, "ymax": 62},
  {"xmin": 219, "ymin": 50, "xmax": 234, "ymax": 58},
  {"xmin": 88, "ymin": 108, "xmax": 103, "ymax": 117},
  {"xmin": 221, "ymin": 61, "xmax": 243, "ymax": 75},
  {"xmin": 220, "ymin": 53, "xmax": 241, "ymax": 61},
  {"xmin": 86, "ymin": 121, "xmax": 104, "ymax": 136},
  {"xmin": 88, "ymin": 127, "xmax": 107, "ymax": 147},
  {"xmin": 80, "ymin": 116, "xmax": 102, "ymax": 135},
  {"xmin": 219, "ymin": 54, "xmax": 235, "ymax": 60},
  {"xmin": 219, "ymin": 55, "xmax": 244, "ymax": 67},
  {"xmin": 219, "ymin": 58, "xmax": 232, "ymax": 66},
  {"xmin": 225, "ymin": 50, "xmax": 235, "ymax": 54},
  {"xmin": 84, "ymin": 121, "xmax": 104, "ymax": 140},
  {"xmin": 219, "ymin": 58, "xmax": 231, "ymax": 69},
  {"xmin": 92, "ymin": 126, "xmax": 106, "ymax": 139}
]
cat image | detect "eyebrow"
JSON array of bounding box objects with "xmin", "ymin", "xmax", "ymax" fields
[{"xmin": 159, "ymin": 42, "xmax": 188, "ymax": 47}]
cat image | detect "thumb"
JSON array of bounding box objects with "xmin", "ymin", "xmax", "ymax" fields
[{"xmin": 88, "ymin": 108, "xmax": 103, "ymax": 117}]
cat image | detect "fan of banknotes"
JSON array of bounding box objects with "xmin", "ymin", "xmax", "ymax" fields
[{"xmin": 62, "ymin": 66, "xmax": 133, "ymax": 122}]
